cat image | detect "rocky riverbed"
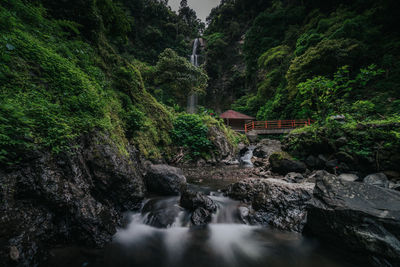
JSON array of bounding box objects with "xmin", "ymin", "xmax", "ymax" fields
[{"xmin": 2, "ymin": 136, "xmax": 400, "ymax": 266}]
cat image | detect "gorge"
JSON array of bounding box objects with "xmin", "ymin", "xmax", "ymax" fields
[{"xmin": 1, "ymin": 0, "xmax": 400, "ymax": 266}]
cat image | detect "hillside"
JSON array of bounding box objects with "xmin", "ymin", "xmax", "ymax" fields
[{"xmin": 204, "ymin": 0, "xmax": 400, "ymax": 120}]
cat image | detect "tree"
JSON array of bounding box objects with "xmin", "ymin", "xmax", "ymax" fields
[{"xmin": 154, "ymin": 48, "xmax": 208, "ymax": 107}]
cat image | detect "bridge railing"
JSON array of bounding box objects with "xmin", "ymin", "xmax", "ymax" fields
[{"xmin": 245, "ymin": 119, "xmax": 313, "ymax": 133}]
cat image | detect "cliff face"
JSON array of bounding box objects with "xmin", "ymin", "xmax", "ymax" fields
[{"xmin": 0, "ymin": 132, "xmax": 146, "ymax": 266}]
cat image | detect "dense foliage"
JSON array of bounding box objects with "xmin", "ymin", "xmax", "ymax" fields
[
  {"xmin": 171, "ymin": 113, "xmax": 213, "ymax": 159},
  {"xmin": 204, "ymin": 0, "xmax": 400, "ymax": 121},
  {"xmin": 0, "ymin": 0, "xmax": 214, "ymax": 165}
]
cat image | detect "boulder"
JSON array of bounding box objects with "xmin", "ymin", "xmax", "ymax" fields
[
  {"xmin": 246, "ymin": 132, "xmax": 258, "ymax": 143},
  {"xmin": 269, "ymin": 152, "xmax": 307, "ymax": 175},
  {"xmin": 338, "ymin": 173, "xmax": 359, "ymax": 182},
  {"xmin": 226, "ymin": 178, "xmax": 314, "ymax": 232},
  {"xmin": 253, "ymin": 139, "xmax": 282, "ymax": 158},
  {"xmin": 303, "ymin": 170, "xmax": 336, "ymax": 183},
  {"xmin": 180, "ymin": 190, "xmax": 217, "ymax": 225},
  {"xmin": 284, "ymin": 172, "xmax": 304, "ymax": 183},
  {"xmin": 363, "ymin": 173, "xmax": 389, "ymax": 188},
  {"xmin": 305, "ymin": 175, "xmax": 400, "ymax": 266},
  {"xmin": 0, "ymin": 132, "xmax": 146, "ymax": 265},
  {"xmin": 145, "ymin": 165, "xmax": 187, "ymax": 195},
  {"xmin": 305, "ymin": 155, "xmax": 318, "ymax": 168}
]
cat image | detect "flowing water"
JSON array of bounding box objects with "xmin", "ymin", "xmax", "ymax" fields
[
  {"xmin": 187, "ymin": 38, "xmax": 200, "ymax": 114},
  {"xmin": 240, "ymin": 145, "xmax": 256, "ymax": 168},
  {"xmin": 95, "ymin": 175, "xmax": 354, "ymax": 267},
  {"xmin": 47, "ymin": 171, "xmax": 355, "ymax": 267}
]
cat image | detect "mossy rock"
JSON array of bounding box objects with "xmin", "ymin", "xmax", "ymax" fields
[{"xmin": 269, "ymin": 152, "xmax": 306, "ymax": 175}]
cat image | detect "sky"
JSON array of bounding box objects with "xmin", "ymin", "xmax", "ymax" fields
[{"xmin": 168, "ymin": 0, "xmax": 221, "ymax": 22}]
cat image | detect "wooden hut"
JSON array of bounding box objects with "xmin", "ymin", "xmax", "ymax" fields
[{"xmin": 220, "ymin": 110, "xmax": 255, "ymax": 131}]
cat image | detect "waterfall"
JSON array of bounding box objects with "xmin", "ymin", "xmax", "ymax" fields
[{"xmin": 187, "ymin": 38, "xmax": 200, "ymax": 114}]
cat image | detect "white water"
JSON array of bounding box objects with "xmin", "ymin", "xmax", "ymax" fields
[
  {"xmin": 187, "ymin": 38, "xmax": 200, "ymax": 114},
  {"xmin": 240, "ymin": 145, "xmax": 256, "ymax": 167},
  {"xmin": 107, "ymin": 184, "xmax": 349, "ymax": 267}
]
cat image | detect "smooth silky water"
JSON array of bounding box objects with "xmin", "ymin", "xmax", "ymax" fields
[
  {"xmin": 96, "ymin": 173, "xmax": 354, "ymax": 267},
  {"xmin": 47, "ymin": 170, "xmax": 355, "ymax": 267}
]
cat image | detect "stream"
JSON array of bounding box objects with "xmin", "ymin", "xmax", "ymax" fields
[
  {"xmin": 100, "ymin": 170, "xmax": 351, "ymax": 267},
  {"xmin": 47, "ymin": 167, "xmax": 354, "ymax": 267}
]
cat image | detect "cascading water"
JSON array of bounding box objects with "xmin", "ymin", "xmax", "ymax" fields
[
  {"xmin": 240, "ymin": 145, "xmax": 256, "ymax": 167},
  {"xmin": 98, "ymin": 177, "xmax": 351, "ymax": 267},
  {"xmin": 187, "ymin": 38, "xmax": 200, "ymax": 114}
]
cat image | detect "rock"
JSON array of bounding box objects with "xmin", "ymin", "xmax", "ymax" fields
[
  {"xmin": 145, "ymin": 165, "xmax": 187, "ymax": 195},
  {"xmin": 325, "ymin": 159, "xmax": 338, "ymax": 170},
  {"xmin": 141, "ymin": 198, "xmax": 183, "ymax": 228},
  {"xmin": 304, "ymin": 170, "xmax": 336, "ymax": 183},
  {"xmin": 0, "ymin": 132, "xmax": 146, "ymax": 265},
  {"xmin": 207, "ymin": 126, "xmax": 236, "ymax": 162},
  {"xmin": 284, "ymin": 172, "xmax": 304, "ymax": 183},
  {"xmin": 222, "ymin": 158, "xmax": 240, "ymax": 165},
  {"xmin": 269, "ymin": 152, "xmax": 306, "ymax": 175},
  {"xmin": 253, "ymin": 139, "xmax": 282, "ymax": 158},
  {"xmin": 180, "ymin": 190, "xmax": 217, "ymax": 212},
  {"xmin": 363, "ymin": 173, "xmax": 389, "ymax": 188},
  {"xmin": 338, "ymin": 173, "xmax": 359, "ymax": 182},
  {"xmin": 305, "ymin": 175, "xmax": 400, "ymax": 266},
  {"xmin": 246, "ymin": 132, "xmax": 258, "ymax": 143},
  {"xmin": 390, "ymin": 183, "xmax": 400, "ymax": 191},
  {"xmin": 253, "ymin": 158, "xmax": 265, "ymax": 167},
  {"xmin": 192, "ymin": 208, "xmax": 212, "ymax": 225},
  {"xmin": 226, "ymin": 178, "xmax": 314, "ymax": 232},
  {"xmin": 180, "ymin": 190, "xmax": 217, "ymax": 226},
  {"xmin": 305, "ymin": 155, "xmax": 318, "ymax": 168},
  {"xmin": 384, "ymin": 171, "xmax": 400, "ymax": 180}
]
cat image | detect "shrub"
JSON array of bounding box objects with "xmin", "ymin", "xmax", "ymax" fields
[{"xmin": 171, "ymin": 113, "xmax": 213, "ymax": 159}]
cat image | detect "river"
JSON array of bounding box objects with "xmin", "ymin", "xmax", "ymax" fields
[{"xmin": 48, "ymin": 166, "xmax": 357, "ymax": 267}]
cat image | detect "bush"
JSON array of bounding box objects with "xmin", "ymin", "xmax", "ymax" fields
[{"xmin": 171, "ymin": 114, "xmax": 213, "ymax": 159}]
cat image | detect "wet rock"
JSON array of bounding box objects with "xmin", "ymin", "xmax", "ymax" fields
[
  {"xmin": 253, "ymin": 158, "xmax": 265, "ymax": 167},
  {"xmin": 338, "ymin": 173, "xmax": 359, "ymax": 182},
  {"xmin": 325, "ymin": 159, "xmax": 338, "ymax": 170},
  {"xmin": 303, "ymin": 170, "xmax": 336, "ymax": 183},
  {"xmin": 207, "ymin": 126, "xmax": 236, "ymax": 162},
  {"xmin": 253, "ymin": 139, "xmax": 282, "ymax": 159},
  {"xmin": 145, "ymin": 165, "xmax": 187, "ymax": 195},
  {"xmin": 192, "ymin": 208, "xmax": 212, "ymax": 225},
  {"xmin": 246, "ymin": 132, "xmax": 258, "ymax": 143},
  {"xmin": 226, "ymin": 178, "xmax": 314, "ymax": 232},
  {"xmin": 269, "ymin": 152, "xmax": 306, "ymax": 175},
  {"xmin": 305, "ymin": 155, "xmax": 318, "ymax": 168},
  {"xmin": 0, "ymin": 132, "xmax": 145, "ymax": 265},
  {"xmin": 180, "ymin": 190, "xmax": 217, "ymax": 212},
  {"xmin": 305, "ymin": 175, "xmax": 400, "ymax": 266},
  {"xmin": 363, "ymin": 173, "xmax": 389, "ymax": 188},
  {"xmin": 180, "ymin": 190, "xmax": 217, "ymax": 226},
  {"xmin": 390, "ymin": 183, "xmax": 400, "ymax": 191},
  {"xmin": 284, "ymin": 172, "xmax": 304, "ymax": 183}
]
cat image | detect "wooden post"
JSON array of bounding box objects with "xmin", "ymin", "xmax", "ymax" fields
[
  {"xmin": 265, "ymin": 121, "xmax": 268, "ymax": 128},
  {"xmin": 252, "ymin": 121, "xmax": 255, "ymax": 130},
  {"xmin": 245, "ymin": 124, "xmax": 247, "ymax": 133},
  {"xmin": 278, "ymin": 120, "xmax": 281, "ymax": 129},
  {"xmin": 308, "ymin": 118, "xmax": 311, "ymax": 125}
]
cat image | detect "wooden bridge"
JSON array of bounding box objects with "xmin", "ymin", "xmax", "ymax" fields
[{"xmin": 245, "ymin": 119, "xmax": 313, "ymax": 134}]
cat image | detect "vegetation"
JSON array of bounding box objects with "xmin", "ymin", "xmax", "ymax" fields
[
  {"xmin": 204, "ymin": 0, "xmax": 400, "ymax": 122},
  {"xmin": 0, "ymin": 0, "xmax": 213, "ymax": 165}
]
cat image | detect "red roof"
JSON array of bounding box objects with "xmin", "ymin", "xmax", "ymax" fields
[{"xmin": 219, "ymin": 110, "xmax": 255, "ymax": 120}]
